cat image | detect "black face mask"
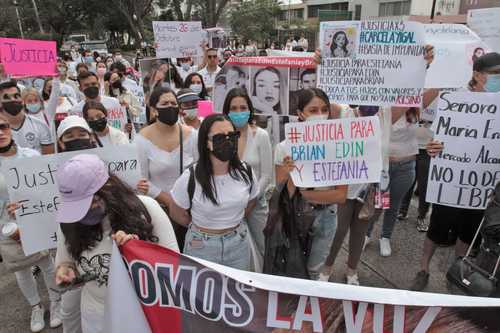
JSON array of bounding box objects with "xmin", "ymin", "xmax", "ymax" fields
[
  {"xmin": 88, "ymin": 118, "xmax": 107, "ymax": 132},
  {"xmin": 211, "ymin": 136, "xmax": 238, "ymax": 162},
  {"xmin": 63, "ymin": 138, "xmax": 96, "ymax": 152},
  {"xmin": 0, "ymin": 139, "xmax": 14, "ymax": 153},
  {"xmin": 157, "ymin": 106, "xmax": 179, "ymax": 126},
  {"xmin": 83, "ymin": 86, "xmax": 99, "ymax": 99},
  {"xmin": 2, "ymin": 101, "xmax": 23, "ymax": 116},
  {"xmin": 111, "ymin": 81, "xmax": 122, "ymax": 90}
]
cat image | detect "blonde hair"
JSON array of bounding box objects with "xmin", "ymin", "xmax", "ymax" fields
[{"xmin": 21, "ymin": 88, "xmax": 42, "ymax": 104}]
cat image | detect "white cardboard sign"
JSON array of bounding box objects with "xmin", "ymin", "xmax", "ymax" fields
[{"xmin": 153, "ymin": 21, "xmax": 203, "ymax": 58}]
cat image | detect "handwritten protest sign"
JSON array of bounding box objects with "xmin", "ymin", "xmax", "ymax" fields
[
  {"xmin": 426, "ymin": 91, "xmax": 500, "ymax": 210},
  {"xmin": 1, "ymin": 145, "xmax": 141, "ymax": 255},
  {"xmin": 153, "ymin": 21, "xmax": 203, "ymax": 58},
  {"xmin": 0, "ymin": 38, "xmax": 57, "ymax": 76},
  {"xmin": 317, "ymin": 20, "xmax": 426, "ymax": 107},
  {"xmin": 467, "ymin": 7, "xmax": 500, "ymax": 53},
  {"xmin": 424, "ymin": 24, "xmax": 486, "ymax": 88},
  {"xmin": 284, "ymin": 117, "xmax": 382, "ymax": 188}
]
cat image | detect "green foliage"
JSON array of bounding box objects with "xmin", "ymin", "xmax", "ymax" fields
[{"xmin": 229, "ymin": 0, "xmax": 281, "ymax": 42}]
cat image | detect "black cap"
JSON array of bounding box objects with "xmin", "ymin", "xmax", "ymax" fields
[
  {"xmin": 177, "ymin": 88, "xmax": 200, "ymax": 103},
  {"xmin": 473, "ymin": 52, "xmax": 500, "ymax": 72}
]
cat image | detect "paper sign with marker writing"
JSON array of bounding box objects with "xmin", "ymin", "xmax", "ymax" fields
[
  {"xmin": 467, "ymin": 8, "xmax": 500, "ymax": 53},
  {"xmin": 153, "ymin": 21, "xmax": 203, "ymax": 58},
  {"xmin": 285, "ymin": 117, "xmax": 382, "ymax": 188},
  {"xmin": 317, "ymin": 20, "xmax": 426, "ymax": 107},
  {"xmin": 0, "ymin": 145, "xmax": 141, "ymax": 255},
  {"xmin": 426, "ymin": 91, "xmax": 500, "ymax": 210},
  {"xmin": 0, "ymin": 38, "xmax": 57, "ymax": 76}
]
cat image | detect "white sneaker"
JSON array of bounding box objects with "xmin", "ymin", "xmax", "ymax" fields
[
  {"xmin": 50, "ymin": 300, "xmax": 62, "ymax": 328},
  {"xmin": 318, "ymin": 272, "xmax": 330, "ymax": 282},
  {"xmin": 30, "ymin": 304, "xmax": 45, "ymax": 333},
  {"xmin": 362, "ymin": 236, "xmax": 370, "ymax": 251},
  {"xmin": 379, "ymin": 237, "xmax": 392, "ymax": 257},
  {"xmin": 346, "ymin": 274, "xmax": 360, "ymax": 286}
]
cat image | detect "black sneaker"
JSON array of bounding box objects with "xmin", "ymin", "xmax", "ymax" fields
[{"xmin": 410, "ymin": 271, "xmax": 429, "ymax": 291}]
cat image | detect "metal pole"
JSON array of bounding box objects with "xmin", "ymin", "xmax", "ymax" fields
[
  {"xmin": 31, "ymin": 0, "xmax": 44, "ymax": 33},
  {"xmin": 13, "ymin": 1, "xmax": 24, "ymax": 39},
  {"xmin": 430, "ymin": 0, "xmax": 437, "ymax": 20}
]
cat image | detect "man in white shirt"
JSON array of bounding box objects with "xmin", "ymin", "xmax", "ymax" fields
[
  {"xmin": 197, "ymin": 48, "xmax": 221, "ymax": 96},
  {"xmin": 298, "ymin": 33, "xmax": 308, "ymax": 51},
  {"xmin": 56, "ymin": 60, "xmax": 80, "ymax": 99},
  {"xmin": 0, "ymin": 81, "xmax": 54, "ymax": 154},
  {"xmin": 70, "ymin": 72, "xmax": 129, "ymax": 134}
]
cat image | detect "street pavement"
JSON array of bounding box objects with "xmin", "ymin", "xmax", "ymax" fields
[{"xmin": 0, "ymin": 196, "xmax": 454, "ymax": 332}]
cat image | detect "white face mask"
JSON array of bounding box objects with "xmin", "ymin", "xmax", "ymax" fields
[
  {"xmin": 114, "ymin": 55, "xmax": 122, "ymax": 61},
  {"xmin": 190, "ymin": 84, "xmax": 202, "ymax": 94},
  {"xmin": 306, "ymin": 114, "xmax": 328, "ymax": 122},
  {"xmin": 184, "ymin": 108, "xmax": 198, "ymax": 119}
]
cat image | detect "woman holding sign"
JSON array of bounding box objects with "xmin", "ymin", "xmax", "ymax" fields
[
  {"xmin": 0, "ymin": 113, "xmax": 62, "ymax": 332},
  {"xmin": 274, "ymin": 88, "xmax": 348, "ymax": 280},
  {"xmin": 222, "ymin": 88, "xmax": 273, "ymax": 270},
  {"xmin": 82, "ymin": 101, "xmax": 129, "ymax": 146},
  {"xmin": 169, "ymin": 114, "xmax": 259, "ymax": 270},
  {"xmin": 54, "ymin": 154, "xmax": 178, "ymax": 333}
]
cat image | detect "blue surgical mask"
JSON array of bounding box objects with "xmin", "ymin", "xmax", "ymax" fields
[
  {"xmin": 25, "ymin": 103, "xmax": 41, "ymax": 114},
  {"xmin": 85, "ymin": 56, "xmax": 94, "ymax": 64},
  {"xmin": 184, "ymin": 108, "xmax": 198, "ymax": 119},
  {"xmin": 228, "ymin": 111, "xmax": 250, "ymax": 128},
  {"xmin": 181, "ymin": 63, "xmax": 191, "ymax": 71},
  {"xmin": 190, "ymin": 84, "xmax": 202, "ymax": 94},
  {"xmin": 485, "ymin": 74, "xmax": 500, "ymax": 92}
]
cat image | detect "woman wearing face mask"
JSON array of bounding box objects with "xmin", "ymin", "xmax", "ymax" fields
[
  {"xmin": 177, "ymin": 89, "xmax": 203, "ymax": 130},
  {"xmin": 169, "ymin": 114, "xmax": 259, "ymax": 269},
  {"xmin": 95, "ymin": 62, "xmax": 107, "ymax": 96},
  {"xmin": 183, "ymin": 73, "xmax": 209, "ymax": 100},
  {"xmin": 82, "ymin": 101, "xmax": 128, "ymax": 146},
  {"xmin": 135, "ymin": 87, "xmax": 199, "ymax": 248},
  {"xmin": 104, "ymin": 56, "xmax": 114, "ymax": 70},
  {"xmin": 105, "ymin": 72, "xmax": 141, "ymax": 120},
  {"xmin": 54, "ymin": 154, "xmax": 178, "ymax": 333},
  {"xmin": 222, "ymin": 88, "xmax": 272, "ymax": 270},
  {"xmin": 176, "ymin": 57, "xmax": 198, "ymax": 81},
  {"xmin": 0, "ymin": 113, "xmax": 62, "ymax": 332},
  {"xmin": 22, "ymin": 88, "xmax": 50, "ymax": 126},
  {"xmin": 274, "ymin": 88, "xmax": 348, "ymax": 280}
]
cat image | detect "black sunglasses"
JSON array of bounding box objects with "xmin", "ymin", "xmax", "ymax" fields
[
  {"xmin": 208, "ymin": 131, "xmax": 240, "ymax": 144},
  {"xmin": 0, "ymin": 123, "xmax": 10, "ymax": 131},
  {"xmin": 2, "ymin": 93, "xmax": 21, "ymax": 100}
]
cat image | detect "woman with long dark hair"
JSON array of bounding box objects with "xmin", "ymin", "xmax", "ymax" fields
[
  {"xmin": 330, "ymin": 31, "xmax": 350, "ymax": 58},
  {"xmin": 222, "ymin": 88, "xmax": 272, "ymax": 270},
  {"xmin": 274, "ymin": 88, "xmax": 348, "ymax": 280},
  {"xmin": 183, "ymin": 73, "xmax": 209, "ymax": 100},
  {"xmin": 251, "ymin": 66, "xmax": 285, "ymax": 115},
  {"xmin": 54, "ymin": 154, "xmax": 178, "ymax": 333},
  {"xmin": 169, "ymin": 114, "xmax": 259, "ymax": 270}
]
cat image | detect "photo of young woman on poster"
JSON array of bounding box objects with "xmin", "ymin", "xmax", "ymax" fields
[{"xmin": 250, "ymin": 66, "xmax": 289, "ymax": 116}]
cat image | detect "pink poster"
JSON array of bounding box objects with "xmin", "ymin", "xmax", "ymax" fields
[{"xmin": 0, "ymin": 38, "xmax": 57, "ymax": 76}]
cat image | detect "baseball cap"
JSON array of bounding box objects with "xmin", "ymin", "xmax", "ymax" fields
[
  {"xmin": 177, "ymin": 89, "xmax": 200, "ymax": 104},
  {"xmin": 56, "ymin": 154, "xmax": 109, "ymax": 223},
  {"xmin": 473, "ymin": 52, "xmax": 500, "ymax": 72},
  {"xmin": 57, "ymin": 115, "xmax": 91, "ymax": 139}
]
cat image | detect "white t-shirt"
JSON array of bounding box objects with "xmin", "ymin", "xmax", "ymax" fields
[
  {"xmin": 135, "ymin": 130, "xmax": 199, "ymax": 198},
  {"xmin": 69, "ymin": 96, "xmax": 128, "ymax": 133},
  {"xmin": 11, "ymin": 115, "xmax": 53, "ymax": 152},
  {"xmin": 389, "ymin": 116, "xmax": 418, "ymax": 157},
  {"xmin": 177, "ymin": 65, "xmax": 199, "ymax": 81},
  {"xmin": 241, "ymin": 127, "xmax": 273, "ymax": 197},
  {"xmin": 171, "ymin": 165, "xmax": 259, "ymax": 229},
  {"xmin": 197, "ymin": 66, "xmax": 221, "ymax": 89}
]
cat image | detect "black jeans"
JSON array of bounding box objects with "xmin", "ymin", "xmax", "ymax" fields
[{"xmin": 399, "ymin": 149, "xmax": 431, "ymax": 218}]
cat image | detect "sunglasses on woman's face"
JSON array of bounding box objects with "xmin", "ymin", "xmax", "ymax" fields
[
  {"xmin": 0, "ymin": 123, "xmax": 10, "ymax": 131},
  {"xmin": 208, "ymin": 131, "xmax": 240, "ymax": 144}
]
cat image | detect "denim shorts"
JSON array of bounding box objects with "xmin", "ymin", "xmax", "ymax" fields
[{"xmin": 184, "ymin": 223, "xmax": 251, "ymax": 271}]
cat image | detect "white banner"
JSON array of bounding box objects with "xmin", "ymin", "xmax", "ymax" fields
[
  {"xmin": 426, "ymin": 91, "xmax": 500, "ymax": 209},
  {"xmin": 424, "ymin": 24, "xmax": 487, "ymax": 88},
  {"xmin": 318, "ymin": 20, "xmax": 427, "ymax": 107},
  {"xmin": 0, "ymin": 145, "xmax": 142, "ymax": 255},
  {"xmin": 467, "ymin": 8, "xmax": 500, "ymax": 53},
  {"xmin": 153, "ymin": 21, "xmax": 203, "ymax": 58},
  {"xmin": 285, "ymin": 117, "xmax": 382, "ymax": 188}
]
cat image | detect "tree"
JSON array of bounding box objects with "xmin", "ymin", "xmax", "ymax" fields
[
  {"xmin": 109, "ymin": 0, "xmax": 155, "ymax": 47},
  {"xmin": 229, "ymin": 0, "xmax": 280, "ymax": 43}
]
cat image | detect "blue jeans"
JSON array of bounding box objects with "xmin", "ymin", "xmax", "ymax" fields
[
  {"xmin": 308, "ymin": 205, "xmax": 337, "ymax": 279},
  {"xmin": 367, "ymin": 160, "xmax": 416, "ymax": 239},
  {"xmin": 184, "ymin": 223, "xmax": 251, "ymax": 270}
]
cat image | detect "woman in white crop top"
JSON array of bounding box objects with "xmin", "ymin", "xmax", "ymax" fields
[
  {"xmin": 169, "ymin": 114, "xmax": 259, "ymax": 270},
  {"xmin": 222, "ymin": 88, "xmax": 272, "ymax": 266}
]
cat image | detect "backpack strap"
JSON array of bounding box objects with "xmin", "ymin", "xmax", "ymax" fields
[{"xmin": 187, "ymin": 165, "xmax": 195, "ymax": 212}]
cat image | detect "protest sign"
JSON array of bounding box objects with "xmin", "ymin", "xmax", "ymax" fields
[
  {"xmin": 467, "ymin": 8, "xmax": 500, "ymax": 53},
  {"xmin": 214, "ymin": 56, "xmax": 315, "ymax": 145},
  {"xmin": 153, "ymin": 21, "xmax": 203, "ymax": 58},
  {"xmin": 105, "ymin": 239, "xmax": 500, "ymax": 333},
  {"xmin": 0, "ymin": 38, "xmax": 57, "ymax": 77},
  {"xmin": 284, "ymin": 117, "xmax": 382, "ymax": 188},
  {"xmin": 0, "ymin": 145, "xmax": 141, "ymax": 255},
  {"xmin": 423, "ymin": 24, "xmax": 487, "ymax": 88},
  {"xmin": 421, "ymin": 88, "xmax": 457, "ymax": 122},
  {"xmin": 317, "ymin": 20, "xmax": 426, "ymax": 107},
  {"xmin": 426, "ymin": 91, "xmax": 500, "ymax": 210}
]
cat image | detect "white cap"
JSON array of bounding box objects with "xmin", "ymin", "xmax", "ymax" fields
[{"xmin": 57, "ymin": 115, "xmax": 91, "ymax": 139}]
